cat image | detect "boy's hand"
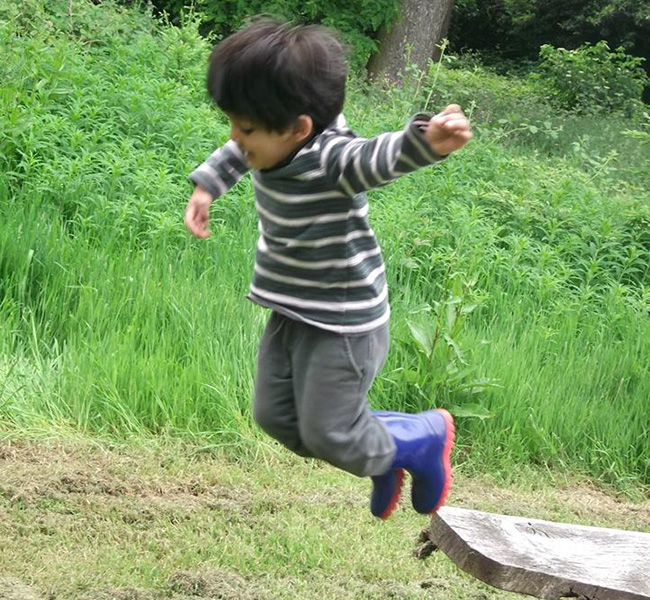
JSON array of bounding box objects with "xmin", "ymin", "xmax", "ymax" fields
[
  {"xmin": 185, "ymin": 185, "xmax": 214, "ymax": 238},
  {"xmin": 425, "ymin": 104, "xmax": 473, "ymax": 157}
]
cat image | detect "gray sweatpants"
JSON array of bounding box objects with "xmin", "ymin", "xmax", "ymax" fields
[{"xmin": 253, "ymin": 312, "xmax": 396, "ymax": 477}]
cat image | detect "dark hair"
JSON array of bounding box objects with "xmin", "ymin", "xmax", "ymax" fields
[{"xmin": 206, "ymin": 19, "xmax": 347, "ymax": 133}]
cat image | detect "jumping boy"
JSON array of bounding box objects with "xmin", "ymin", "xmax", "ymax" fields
[{"xmin": 185, "ymin": 19, "xmax": 472, "ymax": 518}]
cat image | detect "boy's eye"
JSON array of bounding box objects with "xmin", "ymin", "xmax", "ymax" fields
[{"xmin": 240, "ymin": 127, "xmax": 255, "ymax": 135}]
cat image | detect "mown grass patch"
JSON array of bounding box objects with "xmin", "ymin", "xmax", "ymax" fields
[{"xmin": 1, "ymin": 437, "xmax": 648, "ymax": 599}]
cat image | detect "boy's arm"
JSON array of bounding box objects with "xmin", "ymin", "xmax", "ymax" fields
[
  {"xmin": 185, "ymin": 140, "xmax": 250, "ymax": 238},
  {"xmin": 325, "ymin": 105, "xmax": 471, "ymax": 197},
  {"xmin": 188, "ymin": 139, "xmax": 250, "ymax": 198}
]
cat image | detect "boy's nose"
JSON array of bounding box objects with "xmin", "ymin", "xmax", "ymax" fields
[{"xmin": 230, "ymin": 126, "xmax": 240, "ymax": 144}]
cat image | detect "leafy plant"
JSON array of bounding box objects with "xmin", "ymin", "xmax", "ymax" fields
[
  {"xmin": 622, "ymin": 112, "xmax": 650, "ymax": 145},
  {"xmin": 488, "ymin": 115, "xmax": 564, "ymax": 145},
  {"xmin": 143, "ymin": 0, "xmax": 400, "ymax": 70},
  {"xmin": 402, "ymin": 276, "xmax": 499, "ymax": 420},
  {"xmin": 570, "ymin": 136, "xmax": 620, "ymax": 180},
  {"xmin": 535, "ymin": 41, "xmax": 647, "ymax": 115},
  {"xmin": 450, "ymin": 0, "xmax": 650, "ymax": 75}
]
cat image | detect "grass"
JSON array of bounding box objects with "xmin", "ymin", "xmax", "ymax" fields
[
  {"xmin": 1, "ymin": 436, "xmax": 648, "ymax": 600},
  {"xmin": 0, "ymin": 0, "xmax": 649, "ymax": 498}
]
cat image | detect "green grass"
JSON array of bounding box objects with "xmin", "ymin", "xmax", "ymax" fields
[
  {"xmin": 1, "ymin": 437, "xmax": 648, "ymax": 600},
  {"xmin": 1, "ymin": 0, "xmax": 649, "ymax": 494}
]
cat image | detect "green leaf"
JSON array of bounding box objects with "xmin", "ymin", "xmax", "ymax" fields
[
  {"xmin": 443, "ymin": 332, "xmax": 465, "ymax": 364},
  {"xmin": 445, "ymin": 365, "xmax": 475, "ymax": 385},
  {"xmin": 449, "ymin": 404, "xmax": 493, "ymax": 419},
  {"xmin": 446, "ymin": 300, "xmax": 457, "ymax": 330},
  {"xmin": 400, "ymin": 258, "xmax": 418, "ymax": 270},
  {"xmin": 460, "ymin": 303, "xmax": 478, "ymax": 315},
  {"xmin": 452, "ymin": 378, "xmax": 503, "ymax": 394},
  {"xmin": 407, "ymin": 321, "xmax": 435, "ymax": 355},
  {"xmin": 451, "ymin": 278, "xmax": 463, "ymax": 298},
  {"xmin": 402, "ymin": 368, "xmax": 422, "ymax": 384}
]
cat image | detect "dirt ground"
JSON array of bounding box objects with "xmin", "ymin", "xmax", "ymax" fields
[{"xmin": 0, "ymin": 438, "xmax": 648, "ymax": 600}]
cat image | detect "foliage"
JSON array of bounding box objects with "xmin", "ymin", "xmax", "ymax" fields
[
  {"xmin": 450, "ymin": 0, "xmax": 650, "ymax": 72},
  {"xmin": 365, "ymin": 54, "xmax": 649, "ymax": 190},
  {"xmin": 622, "ymin": 112, "xmax": 650, "ymax": 145},
  {"xmin": 1, "ymin": 0, "xmax": 650, "ymax": 488},
  {"xmin": 0, "ymin": 0, "xmax": 211, "ymax": 247},
  {"xmin": 535, "ymin": 42, "xmax": 647, "ymax": 115},
  {"xmin": 403, "ymin": 275, "xmax": 498, "ymax": 420},
  {"xmin": 142, "ymin": 0, "xmax": 399, "ymax": 70}
]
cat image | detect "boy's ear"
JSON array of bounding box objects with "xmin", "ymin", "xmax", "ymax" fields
[{"xmin": 293, "ymin": 115, "xmax": 314, "ymax": 142}]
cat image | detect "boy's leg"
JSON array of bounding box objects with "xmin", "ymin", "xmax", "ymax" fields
[
  {"xmin": 253, "ymin": 312, "xmax": 313, "ymax": 457},
  {"xmin": 290, "ymin": 321, "xmax": 454, "ymax": 518},
  {"xmin": 291, "ymin": 323, "xmax": 395, "ymax": 477}
]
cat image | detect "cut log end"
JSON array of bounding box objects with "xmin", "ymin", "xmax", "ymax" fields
[{"xmin": 427, "ymin": 507, "xmax": 650, "ymax": 600}]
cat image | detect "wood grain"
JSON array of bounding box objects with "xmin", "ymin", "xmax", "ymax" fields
[{"xmin": 427, "ymin": 506, "xmax": 650, "ymax": 599}]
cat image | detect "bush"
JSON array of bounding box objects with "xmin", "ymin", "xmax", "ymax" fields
[
  {"xmin": 535, "ymin": 41, "xmax": 647, "ymax": 115},
  {"xmin": 143, "ymin": 0, "xmax": 399, "ymax": 71},
  {"xmin": 449, "ymin": 0, "xmax": 650, "ymax": 79}
]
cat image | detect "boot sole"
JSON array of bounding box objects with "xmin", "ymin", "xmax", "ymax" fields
[{"xmin": 429, "ymin": 408, "xmax": 455, "ymax": 513}]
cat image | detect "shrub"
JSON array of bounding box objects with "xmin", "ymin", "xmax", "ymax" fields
[
  {"xmin": 143, "ymin": 0, "xmax": 399, "ymax": 71},
  {"xmin": 535, "ymin": 41, "xmax": 647, "ymax": 115}
]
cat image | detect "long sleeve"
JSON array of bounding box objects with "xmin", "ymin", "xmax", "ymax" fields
[
  {"xmin": 188, "ymin": 139, "xmax": 250, "ymax": 198},
  {"xmin": 320, "ymin": 114, "xmax": 445, "ymax": 197}
]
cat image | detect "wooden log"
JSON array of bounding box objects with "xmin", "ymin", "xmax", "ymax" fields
[{"xmin": 427, "ymin": 507, "xmax": 650, "ymax": 600}]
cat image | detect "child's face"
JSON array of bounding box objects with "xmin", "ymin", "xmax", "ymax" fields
[{"xmin": 227, "ymin": 113, "xmax": 311, "ymax": 170}]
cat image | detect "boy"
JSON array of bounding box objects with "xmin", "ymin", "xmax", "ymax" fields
[{"xmin": 185, "ymin": 19, "xmax": 472, "ymax": 519}]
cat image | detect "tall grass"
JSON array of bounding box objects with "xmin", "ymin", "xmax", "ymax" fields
[{"xmin": 1, "ymin": 0, "xmax": 648, "ymax": 490}]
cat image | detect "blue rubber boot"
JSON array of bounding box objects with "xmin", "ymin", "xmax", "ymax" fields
[
  {"xmin": 370, "ymin": 463, "xmax": 405, "ymax": 519},
  {"xmin": 371, "ymin": 409, "xmax": 455, "ymax": 517}
]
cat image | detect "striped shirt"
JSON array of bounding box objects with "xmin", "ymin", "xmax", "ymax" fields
[{"xmin": 189, "ymin": 114, "xmax": 444, "ymax": 335}]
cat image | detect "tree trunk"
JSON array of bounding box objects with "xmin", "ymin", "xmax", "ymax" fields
[{"xmin": 368, "ymin": 0, "xmax": 454, "ymax": 81}]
